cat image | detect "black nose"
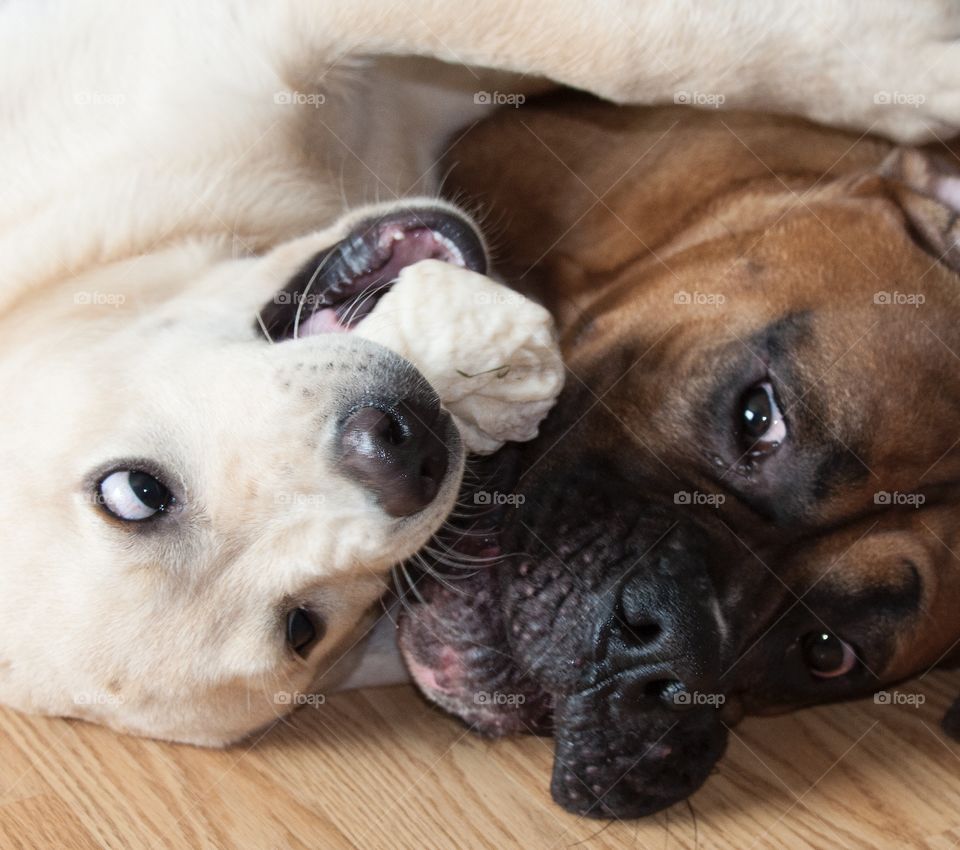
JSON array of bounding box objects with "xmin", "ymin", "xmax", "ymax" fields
[
  {"xmin": 338, "ymin": 399, "xmax": 450, "ymax": 517},
  {"xmin": 605, "ymin": 561, "xmax": 721, "ymax": 715}
]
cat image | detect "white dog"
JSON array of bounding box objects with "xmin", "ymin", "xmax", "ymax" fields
[{"xmin": 1, "ymin": 0, "xmax": 958, "ymax": 745}]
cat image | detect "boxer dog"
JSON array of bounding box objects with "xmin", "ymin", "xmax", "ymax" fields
[{"xmin": 398, "ymin": 96, "xmax": 960, "ymax": 817}]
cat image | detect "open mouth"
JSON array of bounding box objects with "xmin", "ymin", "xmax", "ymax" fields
[{"xmin": 259, "ymin": 207, "xmax": 487, "ymax": 340}]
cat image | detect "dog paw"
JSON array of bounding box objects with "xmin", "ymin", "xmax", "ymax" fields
[
  {"xmin": 833, "ymin": 43, "xmax": 960, "ymax": 144},
  {"xmin": 660, "ymin": 2, "xmax": 960, "ymax": 144},
  {"xmin": 794, "ymin": 2, "xmax": 960, "ymax": 142}
]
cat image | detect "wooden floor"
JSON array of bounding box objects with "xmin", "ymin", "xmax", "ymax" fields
[{"xmin": 2, "ymin": 670, "xmax": 959, "ymax": 849}]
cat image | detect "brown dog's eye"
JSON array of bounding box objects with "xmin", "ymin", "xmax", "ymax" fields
[
  {"xmin": 287, "ymin": 608, "xmax": 324, "ymax": 658},
  {"xmin": 739, "ymin": 381, "xmax": 786, "ymax": 453},
  {"xmin": 800, "ymin": 631, "xmax": 857, "ymax": 678}
]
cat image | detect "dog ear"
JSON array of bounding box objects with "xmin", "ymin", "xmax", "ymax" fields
[{"xmin": 875, "ymin": 147, "xmax": 960, "ymax": 273}]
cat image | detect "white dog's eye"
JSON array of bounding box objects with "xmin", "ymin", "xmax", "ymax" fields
[
  {"xmin": 287, "ymin": 607, "xmax": 324, "ymax": 658},
  {"xmin": 98, "ymin": 470, "xmax": 174, "ymax": 521}
]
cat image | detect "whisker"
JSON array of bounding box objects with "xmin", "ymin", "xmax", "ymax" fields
[
  {"xmin": 411, "ymin": 552, "xmax": 468, "ymax": 596},
  {"xmin": 420, "ymin": 556, "xmax": 482, "ymax": 577},
  {"xmin": 400, "ymin": 561, "xmax": 429, "ymax": 606},
  {"xmin": 437, "ymin": 521, "xmax": 498, "ymax": 537},
  {"xmin": 422, "ymin": 544, "xmax": 498, "ymax": 567},
  {"xmin": 389, "ymin": 565, "xmax": 418, "ymax": 617},
  {"xmin": 379, "ymin": 588, "xmax": 402, "ymax": 628},
  {"xmin": 255, "ymin": 310, "xmax": 275, "ymax": 344},
  {"xmin": 445, "ymin": 506, "xmax": 496, "ymax": 520},
  {"xmin": 292, "ymin": 248, "xmax": 338, "ymax": 340},
  {"xmin": 338, "ymin": 276, "xmax": 395, "ymax": 328}
]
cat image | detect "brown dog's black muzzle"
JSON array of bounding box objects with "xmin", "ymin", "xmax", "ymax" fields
[
  {"xmin": 503, "ymin": 460, "xmax": 733, "ymax": 816},
  {"xmin": 535, "ymin": 544, "xmax": 729, "ymax": 818},
  {"xmin": 600, "ymin": 554, "xmax": 723, "ymax": 713},
  {"xmin": 550, "ymin": 691, "xmax": 728, "ymax": 819}
]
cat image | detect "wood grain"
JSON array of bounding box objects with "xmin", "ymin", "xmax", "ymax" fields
[{"xmin": 2, "ymin": 671, "xmax": 959, "ymax": 849}]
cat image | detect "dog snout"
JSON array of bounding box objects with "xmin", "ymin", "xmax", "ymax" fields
[
  {"xmin": 338, "ymin": 397, "xmax": 451, "ymax": 517},
  {"xmin": 603, "ymin": 562, "xmax": 722, "ymax": 715}
]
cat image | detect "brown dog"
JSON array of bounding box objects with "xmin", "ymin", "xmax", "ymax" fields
[{"xmin": 398, "ymin": 95, "xmax": 960, "ymax": 818}]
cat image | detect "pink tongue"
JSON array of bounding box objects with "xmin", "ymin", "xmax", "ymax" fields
[
  {"xmin": 291, "ymin": 229, "xmax": 458, "ymax": 338},
  {"xmin": 297, "ymin": 307, "xmax": 349, "ymax": 336}
]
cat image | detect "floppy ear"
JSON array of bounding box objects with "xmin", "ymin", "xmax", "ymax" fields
[{"xmin": 877, "ymin": 147, "xmax": 960, "ymax": 272}]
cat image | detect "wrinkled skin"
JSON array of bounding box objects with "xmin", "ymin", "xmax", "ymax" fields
[{"xmin": 399, "ymin": 99, "xmax": 960, "ymax": 817}]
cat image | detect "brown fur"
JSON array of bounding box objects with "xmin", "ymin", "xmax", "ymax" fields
[{"xmin": 446, "ymin": 97, "xmax": 960, "ymax": 706}]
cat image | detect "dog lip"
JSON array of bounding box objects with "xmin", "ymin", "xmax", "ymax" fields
[{"xmin": 257, "ymin": 207, "xmax": 487, "ymax": 341}]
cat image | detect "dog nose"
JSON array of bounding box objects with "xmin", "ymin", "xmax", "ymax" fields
[
  {"xmin": 606, "ymin": 563, "xmax": 721, "ymax": 714},
  {"xmin": 338, "ymin": 399, "xmax": 450, "ymax": 517}
]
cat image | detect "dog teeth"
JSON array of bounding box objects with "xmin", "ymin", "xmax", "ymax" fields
[
  {"xmin": 346, "ymin": 255, "xmax": 367, "ymax": 275},
  {"xmin": 433, "ymin": 232, "xmax": 464, "ymax": 266}
]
